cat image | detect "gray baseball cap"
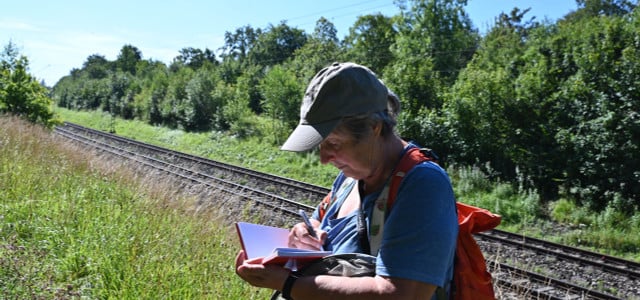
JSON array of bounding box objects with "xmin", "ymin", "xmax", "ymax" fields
[{"xmin": 281, "ymin": 62, "xmax": 389, "ymax": 152}]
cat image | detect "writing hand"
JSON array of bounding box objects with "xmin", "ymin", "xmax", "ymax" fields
[{"xmin": 288, "ymin": 222, "xmax": 326, "ymax": 250}]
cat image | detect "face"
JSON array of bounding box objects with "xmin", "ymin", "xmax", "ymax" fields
[{"xmin": 319, "ymin": 129, "xmax": 377, "ymax": 180}]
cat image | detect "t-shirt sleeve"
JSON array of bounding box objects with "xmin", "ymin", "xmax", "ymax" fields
[{"xmin": 375, "ymin": 162, "xmax": 459, "ymax": 287}]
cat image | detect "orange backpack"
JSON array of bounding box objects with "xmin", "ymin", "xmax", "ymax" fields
[{"xmin": 318, "ymin": 147, "xmax": 501, "ymax": 300}]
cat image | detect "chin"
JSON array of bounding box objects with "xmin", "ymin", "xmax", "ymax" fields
[
  {"xmin": 339, "ymin": 169, "xmax": 353, "ymax": 177},
  {"xmin": 342, "ymin": 171, "xmax": 362, "ymax": 180}
]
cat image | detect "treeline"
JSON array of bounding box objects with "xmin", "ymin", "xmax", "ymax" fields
[
  {"xmin": 1, "ymin": 42, "xmax": 59, "ymax": 128},
  {"xmin": 51, "ymin": 0, "xmax": 639, "ymax": 212}
]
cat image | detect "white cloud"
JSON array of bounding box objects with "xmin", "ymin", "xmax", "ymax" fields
[{"xmin": 0, "ymin": 19, "xmax": 43, "ymax": 32}]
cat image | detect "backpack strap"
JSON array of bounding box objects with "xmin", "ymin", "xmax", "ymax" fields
[
  {"xmin": 368, "ymin": 147, "xmax": 438, "ymax": 255},
  {"xmin": 387, "ymin": 148, "xmax": 438, "ymax": 210},
  {"xmin": 317, "ymin": 193, "xmax": 331, "ymax": 221},
  {"xmin": 318, "ymin": 177, "xmax": 357, "ymax": 221}
]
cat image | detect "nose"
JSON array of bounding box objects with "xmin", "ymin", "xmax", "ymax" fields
[{"xmin": 319, "ymin": 146, "xmax": 335, "ymax": 164}]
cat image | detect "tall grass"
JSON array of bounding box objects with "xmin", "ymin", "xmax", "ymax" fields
[
  {"xmin": 0, "ymin": 115, "xmax": 271, "ymax": 299},
  {"xmin": 450, "ymin": 165, "xmax": 640, "ymax": 261}
]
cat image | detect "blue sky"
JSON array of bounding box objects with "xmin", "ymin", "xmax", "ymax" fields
[{"xmin": 1, "ymin": 0, "xmax": 577, "ymax": 86}]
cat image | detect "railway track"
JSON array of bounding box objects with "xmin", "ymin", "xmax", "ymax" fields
[
  {"xmin": 55, "ymin": 124, "xmax": 313, "ymax": 219},
  {"xmin": 59, "ymin": 122, "xmax": 326, "ymax": 205},
  {"xmin": 54, "ymin": 122, "xmax": 639, "ymax": 299}
]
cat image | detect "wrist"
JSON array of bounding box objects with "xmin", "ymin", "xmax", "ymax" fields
[{"xmin": 281, "ymin": 273, "xmax": 300, "ymax": 300}]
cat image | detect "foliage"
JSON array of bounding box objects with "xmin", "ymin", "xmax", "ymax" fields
[
  {"xmin": 219, "ymin": 25, "xmax": 261, "ymax": 63},
  {"xmin": 43, "ymin": 0, "xmax": 640, "ymax": 215},
  {"xmin": 551, "ymin": 12, "xmax": 640, "ymax": 210},
  {"xmin": 181, "ymin": 69, "xmax": 219, "ymax": 131},
  {"xmin": 115, "ymin": 44, "xmax": 142, "ymax": 75},
  {"xmin": 444, "ymin": 4, "xmax": 639, "ymax": 210},
  {"xmin": 287, "ymin": 17, "xmax": 344, "ymax": 80},
  {"xmin": 0, "ymin": 41, "xmax": 60, "ymax": 127},
  {"xmin": 223, "ymin": 73, "xmax": 261, "ymax": 138},
  {"xmin": 259, "ymin": 65, "xmax": 303, "ymax": 145},
  {"xmin": 385, "ymin": 0, "xmax": 479, "ymax": 143},
  {"xmin": 247, "ymin": 21, "xmax": 307, "ymax": 68},
  {"xmin": 171, "ymin": 47, "xmax": 217, "ymax": 70},
  {"xmin": 342, "ymin": 13, "xmax": 397, "ymax": 73}
]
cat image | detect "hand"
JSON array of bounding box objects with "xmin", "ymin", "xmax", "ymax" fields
[
  {"xmin": 234, "ymin": 250, "xmax": 290, "ymax": 290},
  {"xmin": 288, "ymin": 222, "xmax": 326, "ymax": 250}
]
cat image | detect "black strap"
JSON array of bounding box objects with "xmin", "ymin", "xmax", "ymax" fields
[
  {"xmin": 281, "ymin": 273, "xmax": 299, "ymax": 300},
  {"xmin": 356, "ymin": 180, "xmax": 371, "ymax": 254},
  {"xmin": 357, "ymin": 208, "xmax": 371, "ymax": 254}
]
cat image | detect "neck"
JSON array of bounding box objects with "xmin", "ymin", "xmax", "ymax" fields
[{"xmin": 361, "ymin": 136, "xmax": 407, "ymax": 195}]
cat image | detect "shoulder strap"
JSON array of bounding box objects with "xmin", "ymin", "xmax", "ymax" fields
[
  {"xmin": 387, "ymin": 147, "xmax": 438, "ymax": 210},
  {"xmin": 368, "ymin": 147, "xmax": 438, "ymax": 255},
  {"xmin": 318, "ymin": 177, "xmax": 357, "ymax": 221}
]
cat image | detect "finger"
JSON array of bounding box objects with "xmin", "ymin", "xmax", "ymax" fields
[
  {"xmin": 235, "ymin": 250, "xmax": 246, "ymax": 270},
  {"xmin": 318, "ymin": 230, "xmax": 328, "ymax": 243},
  {"xmin": 288, "ymin": 223, "xmax": 307, "ymax": 247}
]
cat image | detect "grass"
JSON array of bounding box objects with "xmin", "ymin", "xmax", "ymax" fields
[
  {"xmin": 450, "ymin": 165, "xmax": 640, "ymax": 261},
  {"xmin": 0, "ymin": 115, "xmax": 272, "ymax": 299}
]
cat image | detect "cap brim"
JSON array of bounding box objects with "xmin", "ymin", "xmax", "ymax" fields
[{"xmin": 280, "ymin": 120, "xmax": 340, "ymax": 152}]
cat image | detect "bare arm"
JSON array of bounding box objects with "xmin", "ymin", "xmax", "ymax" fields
[{"xmin": 288, "ymin": 274, "xmax": 436, "ymax": 300}]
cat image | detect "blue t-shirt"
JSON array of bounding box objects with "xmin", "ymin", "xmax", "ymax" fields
[{"xmin": 312, "ymin": 144, "xmax": 458, "ymax": 296}]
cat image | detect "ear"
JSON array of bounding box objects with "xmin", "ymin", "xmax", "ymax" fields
[{"xmin": 373, "ymin": 123, "xmax": 383, "ymax": 136}]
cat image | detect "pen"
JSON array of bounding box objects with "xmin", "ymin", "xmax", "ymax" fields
[{"xmin": 298, "ymin": 209, "xmax": 317, "ymax": 238}]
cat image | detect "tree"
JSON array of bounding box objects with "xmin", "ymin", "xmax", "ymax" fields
[
  {"xmin": 180, "ymin": 69, "xmax": 217, "ymax": 131},
  {"xmin": 217, "ymin": 25, "xmax": 261, "ymax": 85},
  {"xmin": 116, "ymin": 44, "xmax": 142, "ymax": 75},
  {"xmin": 247, "ymin": 21, "xmax": 307, "ymax": 67},
  {"xmin": 443, "ymin": 6, "xmax": 537, "ymax": 171},
  {"xmin": 1, "ymin": 41, "xmax": 59, "ymax": 127},
  {"xmin": 391, "ymin": 0, "xmax": 479, "ymax": 85},
  {"xmin": 550, "ymin": 12, "xmax": 640, "ymax": 210},
  {"xmin": 289, "ymin": 17, "xmax": 343, "ymax": 81},
  {"xmin": 343, "ymin": 13, "xmax": 397, "ymax": 73},
  {"xmin": 565, "ymin": 0, "xmax": 637, "ymax": 20},
  {"xmin": 222, "ymin": 74, "xmax": 258, "ymax": 138},
  {"xmin": 384, "ymin": 0, "xmax": 479, "ymax": 142},
  {"xmin": 219, "ymin": 25, "xmax": 260, "ymax": 63},
  {"xmin": 83, "ymin": 54, "xmax": 112, "ymax": 79},
  {"xmin": 259, "ymin": 65, "xmax": 303, "ymax": 144},
  {"xmin": 159, "ymin": 67, "xmax": 193, "ymax": 128},
  {"xmin": 171, "ymin": 47, "xmax": 217, "ymax": 70}
]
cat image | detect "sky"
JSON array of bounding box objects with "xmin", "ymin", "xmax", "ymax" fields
[{"xmin": 1, "ymin": 0, "xmax": 578, "ymax": 86}]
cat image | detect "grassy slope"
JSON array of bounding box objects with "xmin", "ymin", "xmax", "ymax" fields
[{"xmin": 0, "ymin": 115, "xmax": 271, "ymax": 299}]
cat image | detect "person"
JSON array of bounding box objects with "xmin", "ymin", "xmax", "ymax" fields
[{"xmin": 235, "ymin": 62, "xmax": 458, "ymax": 300}]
